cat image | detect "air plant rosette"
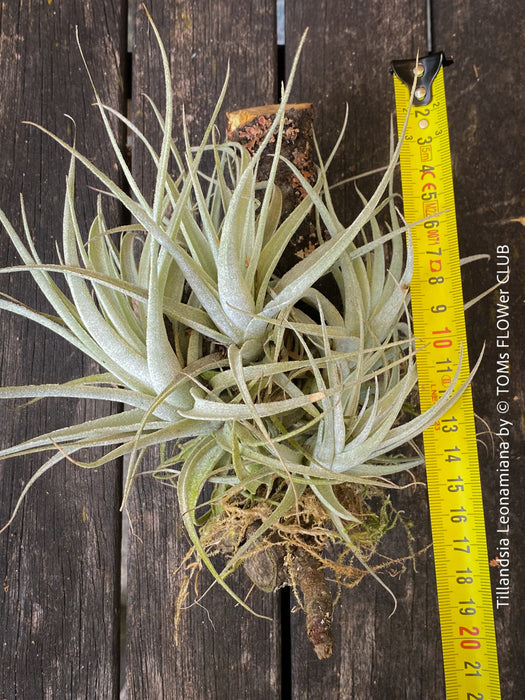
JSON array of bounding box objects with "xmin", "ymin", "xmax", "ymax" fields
[{"xmin": 0, "ymin": 20, "xmax": 477, "ymax": 659}]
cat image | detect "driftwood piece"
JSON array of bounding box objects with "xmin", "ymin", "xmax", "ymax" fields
[
  {"xmin": 227, "ymin": 103, "xmax": 321, "ymax": 275},
  {"xmin": 289, "ymin": 549, "xmax": 334, "ymax": 660}
]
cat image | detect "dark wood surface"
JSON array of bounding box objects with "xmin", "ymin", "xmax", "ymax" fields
[
  {"xmin": 125, "ymin": 3, "xmax": 282, "ymax": 699},
  {"xmin": 0, "ymin": 1, "xmax": 126, "ymax": 698},
  {"xmin": 1, "ymin": 1, "xmax": 523, "ymax": 698},
  {"xmin": 432, "ymin": 4, "xmax": 525, "ymax": 700},
  {"xmin": 284, "ymin": 5, "xmax": 441, "ymax": 699}
]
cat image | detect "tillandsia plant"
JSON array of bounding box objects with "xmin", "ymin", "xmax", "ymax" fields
[{"xmin": 0, "ymin": 18, "xmax": 477, "ymax": 659}]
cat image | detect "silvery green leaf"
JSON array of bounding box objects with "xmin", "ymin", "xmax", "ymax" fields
[
  {"xmin": 177, "ymin": 436, "xmax": 265, "ymax": 615},
  {"xmin": 145, "ymin": 241, "xmax": 192, "ymax": 409},
  {"xmin": 62, "ymin": 156, "xmax": 151, "ymax": 383},
  {"xmin": 216, "ymin": 164, "xmax": 257, "ymax": 331}
]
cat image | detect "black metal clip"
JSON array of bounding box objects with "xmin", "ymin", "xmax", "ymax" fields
[{"xmin": 391, "ymin": 52, "xmax": 453, "ymax": 106}]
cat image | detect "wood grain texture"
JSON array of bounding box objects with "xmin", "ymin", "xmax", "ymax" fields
[
  {"xmin": 283, "ymin": 1, "xmax": 525, "ymax": 698},
  {"xmin": 284, "ymin": 2, "xmax": 440, "ymax": 698},
  {"xmin": 125, "ymin": 3, "xmax": 282, "ymax": 698},
  {"xmin": 1, "ymin": 1, "xmax": 523, "ymax": 697},
  {"xmin": 130, "ymin": 0, "xmax": 278, "ymax": 200},
  {"xmin": 0, "ymin": 1, "xmax": 126, "ymax": 697},
  {"xmin": 433, "ymin": 3, "xmax": 525, "ymax": 699},
  {"xmin": 285, "ymin": 0, "xmax": 428, "ymax": 225}
]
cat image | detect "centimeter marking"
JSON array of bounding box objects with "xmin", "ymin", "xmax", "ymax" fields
[{"xmin": 391, "ymin": 55, "xmax": 501, "ymax": 699}]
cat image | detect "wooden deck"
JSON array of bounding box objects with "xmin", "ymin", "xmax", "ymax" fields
[{"xmin": 1, "ymin": 1, "xmax": 523, "ymax": 697}]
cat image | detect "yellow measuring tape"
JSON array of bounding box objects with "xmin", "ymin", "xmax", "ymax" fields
[{"xmin": 391, "ymin": 54, "xmax": 501, "ymax": 699}]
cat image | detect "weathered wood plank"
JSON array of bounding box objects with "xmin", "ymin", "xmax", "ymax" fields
[
  {"xmin": 283, "ymin": 1, "xmax": 525, "ymax": 698},
  {"xmin": 284, "ymin": 2, "xmax": 450, "ymax": 698},
  {"xmin": 286, "ymin": 0, "xmax": 428, "ymax": 224},
  {"xmin": 433, "ymin": 3, "xmax": 525, "ymax": 699},
  {"xmin": 0, "ymin": 2, "xmax": 126, "ymax": 697},
  {"xmin": 125, "ymin": 3, "xmax": 281, "ymax": 699},
  {"xmin": 2, "ymin": 2, "xmax": 522, "ymax": 697}
]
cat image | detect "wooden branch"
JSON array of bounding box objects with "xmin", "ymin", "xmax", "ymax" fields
[{"xmin": 289, "ymin": 548, "xmax": 334, "ymax": 660}]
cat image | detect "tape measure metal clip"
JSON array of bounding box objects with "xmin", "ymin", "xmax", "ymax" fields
[{"xmin": 391, "ymin": 52, "xmax": 452, "ymax": 105}]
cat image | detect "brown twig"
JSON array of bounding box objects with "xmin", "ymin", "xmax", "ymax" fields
[{"xmin": 289, "ymin": 547, "xmax": 334, "ymax": 659}]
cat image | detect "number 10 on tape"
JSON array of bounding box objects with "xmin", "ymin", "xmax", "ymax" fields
[{"xmin": 391, "ymin": 54, "xmax": 501, "ymax": 699}]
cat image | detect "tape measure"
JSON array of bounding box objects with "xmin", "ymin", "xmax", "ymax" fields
[{"xmin": 391, "ymin": 54, "xmax": 501, "ymax": 699}]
